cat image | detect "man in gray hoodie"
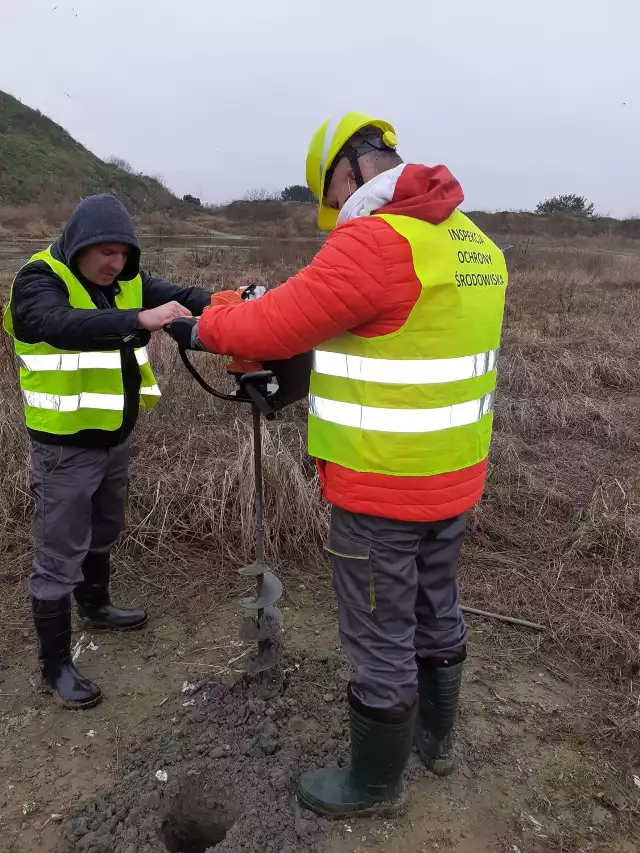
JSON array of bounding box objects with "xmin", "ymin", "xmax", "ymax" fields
[{"xmin": 5, "ymin": 193, "xmax": 212, "ymax": 709}]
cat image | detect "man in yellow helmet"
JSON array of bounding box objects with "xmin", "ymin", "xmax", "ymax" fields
[{"xmin": 168, "ymin": 112, "xmax": 508, "ymax": 817}]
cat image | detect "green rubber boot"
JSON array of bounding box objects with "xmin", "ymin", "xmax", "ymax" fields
[
  {"xmin": 414, "ymin": 655, "xmax": 464, "ymax": 776},
  {"xmin": 296, "ymin": 689, "xmax": 416, "ymax": 819}
]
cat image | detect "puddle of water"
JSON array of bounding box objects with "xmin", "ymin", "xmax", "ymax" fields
[
  {"xmin": 0, "ymin": 241, "xmax": 45, "ymax": 274},
  {"xmin": 0, "ymin": 234, "xmax": 322, "ymax": 274}
]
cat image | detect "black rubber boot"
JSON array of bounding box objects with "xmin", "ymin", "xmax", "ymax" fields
[
  {"xmin": 32, "ymin": 597, "xmax": 102, "ymax": 710},
  {"xmin": 414, "ymin": 650, "xmax": 465, "ymax": 776},
  {"xmin": 296, "ymin": 686, "xmax": 416, "ymax": 819},
  {"xmin": 74, "ymin": 554, "xmax": 147, "ymax": 630}
]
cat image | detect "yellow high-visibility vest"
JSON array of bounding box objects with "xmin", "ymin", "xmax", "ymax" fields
[
  {"xmin": 308, "ymin": 210, "xmax": 507, "ymax": 476},
  {"xmin": 3, "ymin": 247, "xmax": 161, "ymax": 434}
]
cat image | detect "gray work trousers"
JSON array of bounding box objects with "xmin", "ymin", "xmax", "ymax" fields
[
  {"xmin": 29, "ymin": 439, "xmax": 130, "ymax": 600},
  {"xmin": 328, "ymin": 505, "xmax": 468, "ymax": 711}
]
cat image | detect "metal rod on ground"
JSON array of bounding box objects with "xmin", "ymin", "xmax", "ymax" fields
[
  {"xmin": 252, "ymin": 403, "xmax": 265, "ymax": 623},
  {"xmin": 252, "ymin": 403, "xmax": 265, "ymax": 566},
  {"xmin": 461, "ymin": 605, "xmax": 545, "ymax": 631}
]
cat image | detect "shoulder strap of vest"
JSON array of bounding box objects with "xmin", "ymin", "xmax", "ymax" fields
[
  {"xmin": 4, "ymin": 246, "xmax": 60, "ymax": 338},
  {"xmin": 115, "ymin": 273, "xmax": 143, "ymax": 309},
  {"xmin": 27, "ymin": 245, "xmax": 54, "ymax": 264},
  {"xmin": 14, "ymin": 245, "xmax": 53, "ymax": 275},
  {"xmin": 20, "ymin": 246, "xmax": 97, "ymax": 313},
  {"xmin": 26, "ymin": 246, "xmax": 77, "ymax": 291}
]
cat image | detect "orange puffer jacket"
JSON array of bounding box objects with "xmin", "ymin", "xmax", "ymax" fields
[{"xmin": 197, "ymin": 164, "xmax": 488, "ymax": 522}]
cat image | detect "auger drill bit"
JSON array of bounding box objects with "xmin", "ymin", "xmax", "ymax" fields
[
  {"xmin": 235, "ymin": 380, "xmax": 283, "ymax": 677},
  {"xmin": 171, "ymin": 332, "xmax": 313, "ymax": 682}
]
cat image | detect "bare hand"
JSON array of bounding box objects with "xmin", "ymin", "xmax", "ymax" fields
[{"xmin": 137, "ymin": 301, "xmax": 192, "ymax": 332}]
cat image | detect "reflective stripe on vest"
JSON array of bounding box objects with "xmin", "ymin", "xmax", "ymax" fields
[
  {"xmin": 309, "ymin": 391, "xmax": 495, "ymax": 433},
  {"xmin": 306, "ymin": 210, "xmax": 508, "ymax": 478},
  {"xmin": 23, "ymin": 384, "xmax": 162, "ymax": 412},
  {"xmin": 141, "ymin": 383, "xmax": 161, "ymax": 396},
  {"xmin": 23, "ymin": 391, "xmax": 125, "ymax": 412},
  {"xmin": 312, "ymin": 348, "xmax": 499, "ymax": 385},
  {"xmin": 2, "ymin": 247, "xmax": 161, "ymax": 435},
  {"xmin": 17, "ymin": 347, "xmax": 151, "ymax": 372}
]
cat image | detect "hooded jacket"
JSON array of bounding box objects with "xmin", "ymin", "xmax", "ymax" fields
[
  {"xmin": 10, "ymin": 193, "xmax": 211, "ymax": 448},
  {"xmin": 197, "ymin": 164, "xmax": 491, "ymax": 522}
]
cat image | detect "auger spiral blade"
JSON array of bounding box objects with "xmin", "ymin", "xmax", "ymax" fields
[
  {"xmin": 238, "ymin": 561, "xmax": 269, "ymax": 578},
  {"xmin": 239, "ymin": 606, "xmax": 283, "ymax": 643},
  {"xmin": 243, "ymin": 638, "xmax": 280, "ymax": 676},
  {"xmin": 235, "ymin": 398, "xmax": 284, "ymax": 679},
  {"xmin": 236, "ymin": 572, "xmax": 283, "ymax": 611}
]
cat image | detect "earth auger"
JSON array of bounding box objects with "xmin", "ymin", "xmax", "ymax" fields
[
  {"xmin": 171, "ymin": 294, "xmax": 311, "ymax": 680},
  {"xmin": 227, "ymin": 367, "xmax": 284, "ymax": 676}
]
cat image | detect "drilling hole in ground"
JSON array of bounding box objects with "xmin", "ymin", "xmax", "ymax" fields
[{"xmin": 160, "ymin": 780, "xmax": 239, "ymax": 853}]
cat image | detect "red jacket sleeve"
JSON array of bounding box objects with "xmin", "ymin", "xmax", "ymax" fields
[{"xmin": 196, "ymin": 218, "xmax": 389, "ymax": 360}]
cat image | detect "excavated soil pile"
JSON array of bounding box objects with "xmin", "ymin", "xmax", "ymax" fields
[{"xmin": 57, "ymin": 653, "xmax": 354, "ymax": 853}]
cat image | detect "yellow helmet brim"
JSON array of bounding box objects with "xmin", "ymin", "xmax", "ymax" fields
[{"xmin": 317, "ymin": 202, "xmax": 339, "ymax": 231}]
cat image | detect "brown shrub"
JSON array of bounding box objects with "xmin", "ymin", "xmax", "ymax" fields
[
  {"xmin": 468, "ymin": 210, "xmax": 640, "ymax": 240},
  {"xmin": 0, "ymin": 202, "xmax": 71, "ymax": 236}
]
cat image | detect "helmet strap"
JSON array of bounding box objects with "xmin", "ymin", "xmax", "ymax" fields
[{"xmin": 346, "ymin": 149, "xmax": 366, "ymax": 189}]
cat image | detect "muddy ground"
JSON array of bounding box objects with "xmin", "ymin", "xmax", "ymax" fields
[{"xmin": 1, "ymin": 591, "xmax": 639, "ymax": 853}]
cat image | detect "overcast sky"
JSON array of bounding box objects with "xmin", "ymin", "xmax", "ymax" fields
[{"xmin": 1, "ymin": 0, "xmax": 638, "ymax": 215}]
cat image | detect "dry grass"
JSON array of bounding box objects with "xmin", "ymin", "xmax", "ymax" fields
[
  {"xmin": 464, "ymin": 242, "xmax": 640, "ymax": 746},
  {"xmin": 123, "ymin": 337, "xmax": 327, "ymax": 575},
  {"xmin": 0, "ymin": 234, "xmax": 638, "ymax": 750}
]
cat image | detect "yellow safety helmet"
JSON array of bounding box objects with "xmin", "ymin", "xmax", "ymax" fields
[{"xmin": 306, "ymin": 111, "xmax": 397, "ymax": 231}]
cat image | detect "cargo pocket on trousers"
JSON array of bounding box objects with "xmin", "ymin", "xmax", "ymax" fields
[
  {"xmin": 32, "ymin": 442, "xmax": 64, "ymax": 474},
  {"xmin": 30, "ymin": 443, "xmax": 63, "ymax": 551},
  {"xmin": 325, "ymin": 527, "xmax": 376, "ymax": 613}
]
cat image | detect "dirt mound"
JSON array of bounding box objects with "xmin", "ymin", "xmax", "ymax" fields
[{"xmin": 56, "ymin": 653, "xmax": 352, "ymax": 853}]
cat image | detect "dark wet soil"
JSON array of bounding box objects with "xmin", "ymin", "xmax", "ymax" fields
[{"xmin": 56, "ymin": 653, "xmax": 350, "ymax": 853}]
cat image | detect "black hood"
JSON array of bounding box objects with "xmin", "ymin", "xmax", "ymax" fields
[{"xmin": 53, "ymin": 193, "xmax": 141, "ymax": 281}]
